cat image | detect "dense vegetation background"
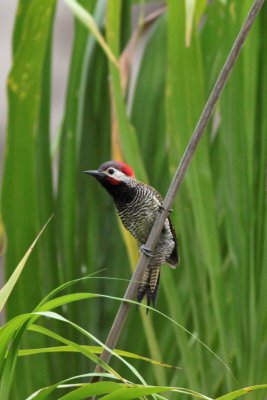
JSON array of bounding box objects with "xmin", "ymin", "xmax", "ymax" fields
[{"xmin": 0, "ymin": 0, "xmax": 266, "ymax": 399}]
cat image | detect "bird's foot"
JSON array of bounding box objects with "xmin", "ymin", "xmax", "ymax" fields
[
  {"xmin": 140, "ymin": 245, "xmax": 153, "ymax": 258},
  {"xmin": 158, "ymin": 205, "xmax": 173, "ymax": 214}
]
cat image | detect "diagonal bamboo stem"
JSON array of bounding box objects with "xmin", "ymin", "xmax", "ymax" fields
[{"xmin": 91, "ymin": 0, "xmax": 265, "ymax": 384}]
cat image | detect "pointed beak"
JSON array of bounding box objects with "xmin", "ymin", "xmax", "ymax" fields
[{"xmin": 83, "ymin": 170, "xmax": 105, "ymax": 179}]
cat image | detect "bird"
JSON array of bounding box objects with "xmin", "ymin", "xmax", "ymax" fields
[{"xmin": 84, "ymin": 160, "xmax": 179, "ymax": 308}]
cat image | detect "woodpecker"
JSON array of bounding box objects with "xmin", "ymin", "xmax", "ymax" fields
[{"xmin": 84, "ymin": 160, "xmax": 179, "ymax": 307}]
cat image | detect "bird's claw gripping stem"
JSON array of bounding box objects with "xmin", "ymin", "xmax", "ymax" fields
[
  {"xmin": 158, "ymin": 205, "xmax": 173, "ymax": 213},
  {"xmin": 140, "ymin": 245, "xmax": 153, "ymax": 257}
]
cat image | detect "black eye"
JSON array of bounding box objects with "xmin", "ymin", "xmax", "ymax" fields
[{"xmin": 108, "ymin": 168, "xmax": 114, "ymax": 175}]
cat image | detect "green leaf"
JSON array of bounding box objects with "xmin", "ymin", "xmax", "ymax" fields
[
  {"xmin": 33, "ymin": 311, "xmax": 146, "ymax": 384},
  {"xmin": 58, "ymin": 382, "xmax": 123, "ymax": 400},
  {"xmin": 63, "ymin": 0, "xmax": 119, "ymax": 67},
  {"xmin": 106, "ymin": 0, "xmax": 148, "ymax": 181},
  {"xmin": 0, "ymin": 216, "xmax": 52, "ymax": 313},
  {"xmin": 26, "ymin": 376, "xmax": 120, "ymax": 400},
  {"xmin": 1, "ymin": 2, "xmax": 56, "ymax": 395},
  {"xmin": 2, "ymin": 0, "xmax": 56, "ymax": 313},
  {"xmin": 19, "ymin": 345, "xmax": 180, "ymax": 370},
  {"xmin": 61, "ymin": 384, "xmax": 212, "ymax": 400},
  {"xmin": 215, "ymin": 385, "xmax": 267, "ymax": 400}
]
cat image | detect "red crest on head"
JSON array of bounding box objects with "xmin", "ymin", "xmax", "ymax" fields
[
  {"xmin": 116, "ymin": 161, "xmax": 135, "ymax": 177},
  {"xmin": 99, "ymin": 160, "xmax": 135, "ymax": 177}
]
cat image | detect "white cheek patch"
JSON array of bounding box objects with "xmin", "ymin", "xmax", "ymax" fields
[
  {"xmin": 113, "ymin": 170, "xmax": 126, "ymax": 180},
  {"xmin": 105, "ymin": 169, "xmax": 126, "ymax": 182}
]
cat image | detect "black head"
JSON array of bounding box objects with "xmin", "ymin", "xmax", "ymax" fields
[
  {"xmin": 84, "ymin": 160, "xmax": 136, "ymax": 203},
  {"xmin": 84, "ymin": 160, "xmax": 135, "ymax": 185}
]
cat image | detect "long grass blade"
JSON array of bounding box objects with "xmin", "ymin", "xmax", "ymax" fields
[{"xmin": 0, "ymin": 216, "xmax": 53, "ymax": 313}]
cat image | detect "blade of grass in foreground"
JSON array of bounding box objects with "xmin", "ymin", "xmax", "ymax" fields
[
  {"xmin": 19, "ymin": 344, "xmax": 180, "ymax": 370},
  {"xmin": 215, "ymin": 385, "xmax": 267, "ymax": 400},
  {"xmin": 33, "ymin": 311, "xmax": 147, "ymax": 385},
  {"xmin": 26, "ymin": 379, "xmax": 121, "ymax": 400},
  {"xmin": 0, "ymin": 217, "xmax": 50, "ymax": 399},
  {"xmin": 35, "ymin": 291, "xmax": 233, "ymax": 378},
  {"xmin": 59, "ymin": 384, "xmax": 212, "ymax": 400},
  {"xmin": 0, "ymin": 216, "xmax": 53, "ymax": 313}
]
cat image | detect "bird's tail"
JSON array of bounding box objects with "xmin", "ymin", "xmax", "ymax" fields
[{"xmin": 137, "ymin": 267, "xmax": 160, "ymax": 312}]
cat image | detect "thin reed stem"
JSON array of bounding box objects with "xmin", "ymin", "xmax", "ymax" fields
[{"xmin": 91, "ymin": 0, "xmax": 265, "ymax": 384}]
